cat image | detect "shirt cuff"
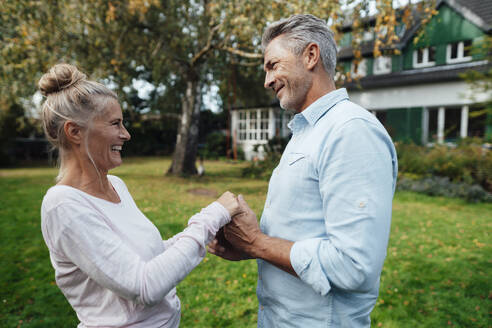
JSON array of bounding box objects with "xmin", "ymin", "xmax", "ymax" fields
[{"xmin": 290, "ymin": 238, "xmax": 331, "ymax": 296}]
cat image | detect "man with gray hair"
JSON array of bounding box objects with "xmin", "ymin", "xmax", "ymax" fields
[{"xmin": 209, "ymin": 14, "xmax": 397, "ymax": 327}]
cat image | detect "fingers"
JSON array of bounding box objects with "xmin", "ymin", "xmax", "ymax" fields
[
  {"xmin": 208, "ymin": 239, "xmax": 225, "ymax": 255},
  {"xmin": 237, "ymin": 194, "xmax": 252, "ymax": 212},
  {"xmin": 238, "ymin": 194, "xmax": 245, "ymax": 204}
]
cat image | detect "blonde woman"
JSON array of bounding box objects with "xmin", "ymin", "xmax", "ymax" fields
[{"xmin": 39, "ymin": 64, "xmax": 239, "ymax": 327}]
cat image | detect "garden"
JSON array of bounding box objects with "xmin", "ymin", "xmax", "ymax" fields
[{"xmin": 0, "ymin": 157, "xmax": 490, "ymax": 327}]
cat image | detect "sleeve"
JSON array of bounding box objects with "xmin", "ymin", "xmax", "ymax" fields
[
  {"xmin": 162, "ymin": 202, "xmax": 230, "ymax": 249},
  {"xmin": 290, "ymin": 118, "xmax": 397, "ymax": 295},
  {"xmin": 45, "ymin": 201, "xmax": 230, "ymax": 305}
]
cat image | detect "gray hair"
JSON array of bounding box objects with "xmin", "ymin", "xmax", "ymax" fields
[
  {"xmin": 261, "ymin": 14, "xmax": 337, "ymax": 77},
  {"xmin": 39, "ymin": 63, "xmax": 117, "ymax": 181}
]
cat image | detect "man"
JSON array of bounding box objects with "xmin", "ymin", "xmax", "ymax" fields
[{"xmin": 209, "ymin": 14, "xmax": 397, "ymax": 327}]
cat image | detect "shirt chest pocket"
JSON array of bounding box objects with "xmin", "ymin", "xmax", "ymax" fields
[
  {"xmin": 288, "ymin": 152, "xmax": 306, "ymax": 166},
  {"xmin": 271, "ymin": 152, "xmax": 316, "ymax": 210}
]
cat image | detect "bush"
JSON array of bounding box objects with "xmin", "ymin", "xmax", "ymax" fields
[
  {"xmin": 396, "ymin": 139, "xmax": 492, "ymax": 192},
  {"xmin": 243, "ymin": 137, "xmax": 492, "ymax": 202},
  {"xmin": 397, "ymin": 175, "xmax": 492, "ymax": 203},
  {"xmin": 199, "ymin": 132, "xmax": 227, "ymax": 159},
  {"xmin": 242, "ymin": 136, "xmax": 290, "ymax": 180},
  {"xmin": 0, "ymin": 103, "xmax": 45, "ymax": 166},
  {"xmin": 124, "ymin": 116, "xmax": 177, "ymax": 156}
]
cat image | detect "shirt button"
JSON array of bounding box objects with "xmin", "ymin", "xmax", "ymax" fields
[{"xmin": 359, "ymin": 201, "xmax": 366, "ymax": 208}]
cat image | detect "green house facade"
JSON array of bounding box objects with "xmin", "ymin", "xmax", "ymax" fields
[
  {"xmin": 231, "ymin": 0, "xmax": 491, "ymax": 160},
  {"xmin": 339, "ymin": 0, "xmax": 492, "ymax": 145}
]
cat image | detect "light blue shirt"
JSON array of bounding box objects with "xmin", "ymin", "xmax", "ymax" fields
[{"xmin": 257, "ymin": 88, "xmax": 398, "ymax": 328}]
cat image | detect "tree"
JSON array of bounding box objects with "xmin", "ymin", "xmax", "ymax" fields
[{"xmin": 1, "ymin": 0, "xmax": 430, "ymax": 174}]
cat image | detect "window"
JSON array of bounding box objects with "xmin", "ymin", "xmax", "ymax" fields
[
  {"xmin": 237, "ymin": 109, "xmax": 270, "ymax": 142},
  {"xmin": 446, "ymin": 40, "xmax": 472, "ymax": 64},
  {"xmin": 351, "ymin": 58, "xmax": 367, "ymax": 78},
  {"xmin": 373, "ymin": 56, "xmax": 392, "ymax": 75},
  {"xmin": 259, "ymin": 110, "xmax": 269, "ymax": 140},
  {"xmin": 413, "ymin": 47, "xmax": 436, "ymax": 68},
  {"xmin": 363, "ymin": 30, "xmax": 374, "ymax": 42},
  {"xmin": 275, "ymin": 110, "xmax": 293, "ymax": 138},
  {"xmin": 238, "ymin": 111, "xmax": 247, "ymax": 141}
]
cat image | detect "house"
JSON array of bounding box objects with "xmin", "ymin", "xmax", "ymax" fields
[
  {"xmin": 230, "ymin": 0, "xmax": 492, "ymax": 160},
  {"xmin": 339, "ymin": 0, "xmax": 492, "ymax": 145},
  {"xmin": 230, "ymin": 104, "xmax": 293, "ymax": 160}
]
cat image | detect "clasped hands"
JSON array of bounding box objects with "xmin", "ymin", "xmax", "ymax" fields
[{"xmin": 213, "ymin": 192, "xmax": 261, "ymax": 261}]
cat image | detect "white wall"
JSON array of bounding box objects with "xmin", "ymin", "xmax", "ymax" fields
[{"xmin": 349, "ymin": 80, "xmax": 490, "ymax": 110}]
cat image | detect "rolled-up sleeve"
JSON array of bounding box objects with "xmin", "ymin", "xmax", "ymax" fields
[{"xmin": 290, "ymin": 118, "xmax": 396, "ymax": 295}]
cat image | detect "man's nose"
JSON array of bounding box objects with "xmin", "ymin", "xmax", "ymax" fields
[{"xmin": 264, "ymin": 72, "xmax": 274, "ymax": 89}]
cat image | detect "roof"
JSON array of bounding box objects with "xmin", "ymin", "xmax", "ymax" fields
[
  {"xmin": 448, "ymin": 0, "xmax": 492, "ymax": 32},
  {"xmin": 337, "ymin": 0, "xmax": 492, "ymax": 60},
  {"xmin": 343, "ymin": 60, "xmax": 491, "ymax": 90}
]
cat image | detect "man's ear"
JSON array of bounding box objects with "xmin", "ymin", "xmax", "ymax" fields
[
  {"xmin": 64, "ymin": 121, "xmax": 83, "ymax": 145},
  {"xmin": 303, "ymin": 42, "xmax": 321, "ymax": 71}
]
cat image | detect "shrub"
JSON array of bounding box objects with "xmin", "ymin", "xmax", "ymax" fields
[
  {"xmin": 396, "ymin": 139, "xmax": 492, "ymax": 192},
  {"xmin": 395, "ymin": 142, "xmax": 429, "ymax": 175},
  {"xmin": 242, "ymin": 136, "xmax": 290, "ymax": 180},
  {"xmin": 397, "ymin": 175, "xmax": 492, "ymax": 203},
  {"xmin": 199, "ymin": 132, "xmax": 227, "ymax": 159},
  {"xmin": 243, "ymin": 138, "xmax": 492, "ymax": 202}
]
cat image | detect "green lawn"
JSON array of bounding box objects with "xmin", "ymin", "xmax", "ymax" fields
[{"xmin": 0, "ymin": 157, "xmax": 490, "ymax": 327}]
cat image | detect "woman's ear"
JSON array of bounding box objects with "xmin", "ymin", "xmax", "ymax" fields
[{"xmin": 64, "ymin": 121, "xmax": 82, "ymax": 145}]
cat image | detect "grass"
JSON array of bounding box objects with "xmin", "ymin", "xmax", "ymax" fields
[{"xmin": 0, "ymin": 157, "xmax": 490, "ymax": 327}]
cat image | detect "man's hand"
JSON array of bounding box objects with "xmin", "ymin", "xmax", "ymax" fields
[
  {"xmin": 223, "ymin": 195, "xmax": 263, "ymax": 257},
  {"xmin": 211, "ymin": 195, "xmax": 296, "ymax": 276},
  {"xmin": 208, "ymin": 230, "xmax": 251, "ymax": 261}
]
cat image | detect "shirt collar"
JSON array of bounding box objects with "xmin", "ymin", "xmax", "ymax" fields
[{"xmin": 301, "ymin": 88, "xmax": 349, "ymax": 126}]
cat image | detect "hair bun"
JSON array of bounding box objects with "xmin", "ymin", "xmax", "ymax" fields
[{"xmin": 38, "ymin": 63, "xmax": 87, "ymax": 96}]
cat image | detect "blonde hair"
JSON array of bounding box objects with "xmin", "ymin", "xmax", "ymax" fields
[{"xmin": 39, "ymin": 63, "xmax": 118, "ymax": 181}]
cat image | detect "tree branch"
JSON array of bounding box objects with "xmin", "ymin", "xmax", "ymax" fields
[
  {"xmin": 222, "ymin": 46, "xmax": 262, "ymax": 59},
  {"xmin": 230, "ymin": 58, "xmax": 262, "ymax": 67},
  {"xmin": 191, "ymin": 23, "xmax": 222, "ymax": 65}
]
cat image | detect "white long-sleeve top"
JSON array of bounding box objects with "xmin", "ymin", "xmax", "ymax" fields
[{"xmin": 40, "ymin": 175, "xmax": 230, "ymax": 328}]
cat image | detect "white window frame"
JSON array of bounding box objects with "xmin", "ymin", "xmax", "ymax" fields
[
  {"xmin": 413, "ymin": 47, "xmax": 436, "ymax": 68},
  {"xmin": 275, "ymin": 110, "xmax": 293, "ymax": 138},
  {"xmin": 446, "ymin": 40, "xmax": 472, "ymax": 64},
  {"xmin": 373, "ymin": 56, "xmax": 392, "ymax": 75},
  {"xmin": 238, "ymin": 109, "xmax": 270, "ymax": 142},
  {"xmin": 351, "ymin": 58, "xmax": 367, "ymax": 78},
  {"xmin": 237, "ymin": 110, "xmax": 247, "ymax": 141},
  {"xmin": 363, "ymin": 30, "xmax": 374, "ymax": 42}
]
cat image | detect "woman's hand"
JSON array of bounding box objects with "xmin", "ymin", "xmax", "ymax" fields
[{"xmin": 216, "ymin": 191, "xmax": 241, "ymax": 217}]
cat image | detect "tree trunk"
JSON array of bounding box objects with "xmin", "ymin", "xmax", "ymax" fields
[{"xmin": 168, "ymin": 72, "xmax": 201, "ymax": 175}]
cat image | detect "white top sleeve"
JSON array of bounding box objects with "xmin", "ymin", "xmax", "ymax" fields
[{"xmin": 44, "ymin": 201, "xmax": 230, "ymax": 306}]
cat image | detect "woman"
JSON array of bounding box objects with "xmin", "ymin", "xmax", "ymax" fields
[{"xmin": 39, "ymin": 63, "xmax": 239, "ymax": 327}]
